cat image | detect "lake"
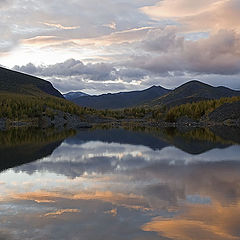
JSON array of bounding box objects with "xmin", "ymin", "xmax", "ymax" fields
[{"xmin": 0, "ymin": 126, "xmax": 240, "ymax": 240}]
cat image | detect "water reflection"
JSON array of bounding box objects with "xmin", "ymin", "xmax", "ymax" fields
[
  {"xmin": 0, "ymin": 127, "xmax": 75, "ymax": 171},
  {"xmin": 0, "ymin": 127, "xmax": 239, "ymax": 240}
]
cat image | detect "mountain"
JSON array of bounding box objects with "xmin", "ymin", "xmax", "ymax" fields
[
  {"xmin": 71, "ymin": 86, "xmax": 170, "ymax": 109},
  {"xmin": 64, "ymin": 91, "xmax": 89, "ymax": 100},
  {"xmin": 0, "ymin": 67, "xmax": 63, "ymax": 98},
  {"xmin": 151, "ymin": 80, "xmax": 240, "ymax": 107}
]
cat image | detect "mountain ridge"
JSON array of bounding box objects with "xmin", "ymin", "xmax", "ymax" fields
[
  {"xmin": 0, "ymin": 67, "xmax": 64, "ymax": 98},
  {"xmin": 71, "ymin": 85, "xmax": 170, "ymax": 109},
  {"xmin": 150, "ymin": 80, "xmax": 240, "ymax": 107},
  {"xmin": 66, "ymin": 80, "xmax": 240, "ymax": 109}
]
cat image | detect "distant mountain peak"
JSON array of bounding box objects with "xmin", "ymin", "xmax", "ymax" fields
[
  {"xmin": 146, "ymin": 85, "xmax": 164, "ymax": 90},
  {"xmin": 152, "ymin": 80, "xmax": 240, "ymax": 107},
  {"xmin": 63, "ymin": 91, "xmax": 89, "ymax": 100},
  {"xmin": 178, "ymin": 80, "xmax": 211, "ymax": 88}
]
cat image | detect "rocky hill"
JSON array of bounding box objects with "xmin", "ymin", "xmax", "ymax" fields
[{"xmin": 208, "ymin": 101, "xmax": 240, "ymax": 124}]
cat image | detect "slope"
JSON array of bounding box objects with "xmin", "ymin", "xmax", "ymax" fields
[
  {"xmin": 72, "ymin": 86, "xmax": 170, "ymax": 109},
  {"xmin": 151, "ymin": 80, "xmax": 240, "ymax": 107},
  {"xmin": 0, "ymin": 67, "xmax": 63, "ymax": 98}
]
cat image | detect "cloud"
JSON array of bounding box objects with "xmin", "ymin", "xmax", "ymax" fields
[
  {"xmin": 13, "ymin": 58, "xmax": 150, "ymax": 93},
  {"xmin": 22, "ymin": 36, "xmax": 64, "ymax": 46},
  {"xmin": 141, "ymin": 0, "xmax": 240, "ymax": 32},
  {"xmin": 104, "ymin": 208, "xmax": 117, "ymax": 216},
  {"xmin": 142, "ymin": 213, "xmax": 240, "ymax": 240},
  {"xmin": 2, "ymin": 0, "xmax": 240, "ymax": 93},
  {"xmin": 130, "ymin": 28, "xmax": 240, "ymax": 75},
  {"xmin": 42, "ymin": 22, "xmax": 80, "ymax": 30},
  {"xmin": 15, "ymin": 26, "xmax": 240, "ymax": 79},
  {"xmin": 141, "ymin": 26, "xmax": 184, "ymax": 52},
  {"xmin": 0, "ymin": 0, "xmax": 12, "ymax": 9},
  {"xmin": 0, "ymin": 188, "xmax": 158, "ymax": 240},
  {"xmin": 12, "ymin": 26, "xmax": 240, "ymax": 93},
  {"xmin": 0, "ymin": 0, "xmax": 154, "ymax": 54},
  {"xmin": 103, "ymin": 22, "xmax": 117, "ymax": 30},
  {"xmin": 141, "ymin": 0, "xmax": 220, "ymax": 19},
  {"xmin": 44, "ymin": 209, "xmax": 80, "ymax": 217},
  {"xmin": 14, "ymin": 59, "xmax": 116, "ymax": 80}
]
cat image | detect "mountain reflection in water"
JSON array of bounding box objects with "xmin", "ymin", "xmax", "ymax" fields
[{"xmin": 0, "ymin": 126, "xmax": 239, "ymax": 240}]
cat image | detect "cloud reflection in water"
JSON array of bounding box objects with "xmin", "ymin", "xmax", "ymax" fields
[{"xmin": 0, "ymin": 128, "xmax": 239, "ymax": 240}]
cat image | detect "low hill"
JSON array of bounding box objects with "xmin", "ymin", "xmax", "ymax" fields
[
  {"xmin": 0, "ymin": 67, "xmax": 63, "ymax": 98},
  {"xmin": 209, "ymin": 101, "xmax": 240, "ymax": 123},
  {"xmin": 0, "ymin": 67, "xmax": 108, "ymax": 128},
  {"xmin": 71, "ymin": 86, "xmax": 170, "ymax": 109},
  {"xmin": 164, "ymin": 96, "xmax": 240, "ymax": 123},
  {"xmin": 151, "ymin": 80, "xmax": 240, "ymax": 107},
  {"xmin": 64, "ymin": 91, "xmax": 89, "ymax": 100}
]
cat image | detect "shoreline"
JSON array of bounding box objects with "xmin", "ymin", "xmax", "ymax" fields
[{"xmin": 1, "ymin": 116, "xmax": 239, "ymax": 131}]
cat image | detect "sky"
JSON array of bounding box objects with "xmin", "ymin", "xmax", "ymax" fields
[{"xmin": 0, "ymin": 0, "xmax": 240, "ymax": 94}]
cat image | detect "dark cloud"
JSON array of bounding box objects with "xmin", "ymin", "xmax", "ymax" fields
[
  {"xmin": 130, "ymin": 29, "xmax": 240, "ymax": 76},
  {"xmin": 141, "ymin": 27, "xmax": 184, "ymax": 52},
  {"xmin": 14, "ymin": 59, "xmax": 116, "ymax": 80},
  {"xmin": 13, "ymin": 59, "xmax": 150, "ymax": 93},
  {"xmin": 12, "ymin": 28, "xmax": 240, "ymax": 93}
]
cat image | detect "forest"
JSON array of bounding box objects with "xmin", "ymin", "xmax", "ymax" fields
[
  {"xmin": 0, "ymin": 92, "xmax": 239, "ymax": 124},
  {"xmin": 0, "ymin": 93, "xmax": 97, "ymax": 120}
]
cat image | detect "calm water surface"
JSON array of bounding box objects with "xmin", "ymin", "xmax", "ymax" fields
[{"xmin": 0, "ymin": 127, "xmax": 240, "ymax": 240}]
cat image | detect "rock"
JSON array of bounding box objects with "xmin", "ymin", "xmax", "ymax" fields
[
  {"xmin": 176, "ymin": 116, "xmax": 197, "ymax": 126},
  {"xmin": 39, "ymin": 110, "xmax": 92, "ymax": 129},
  {"xmin": 0, "ymin": 118, "xmax": 6, "ymax": 130},
  {"xmin": 209, "ymin": 101, "xmax": 240, "ymax": 124}
]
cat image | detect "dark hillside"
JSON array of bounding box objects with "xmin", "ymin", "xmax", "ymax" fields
[
  {"xmin": 0, "ymin": 67, "xmax": 63, "ymax": 98},
  {"xmin": 151, "ymin": 80, "xmax": 240, "ymax": 107},
  {"xmin": 209, "ymin": 101, "xmax": 240, "ymax": 123},
  {"xmin": 72, "ymin": 86, "xmax": 170, "ymax": 109}
]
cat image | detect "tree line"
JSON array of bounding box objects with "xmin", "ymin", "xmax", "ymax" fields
[
  {"xmin": 0, "ymin": 92, "xmax": 239, "ymax": 123},
  {"xmin": 0, "ymin": 93, "xmax": 97, "ymax": 120}
]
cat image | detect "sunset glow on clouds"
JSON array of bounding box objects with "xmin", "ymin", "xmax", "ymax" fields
[{"xmin": 0, "ymin": 0, "xmax": 240, "ymax": 93}]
